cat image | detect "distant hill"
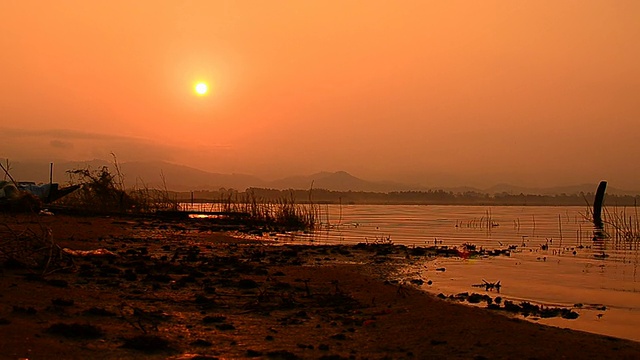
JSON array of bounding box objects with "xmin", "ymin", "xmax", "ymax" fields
[
  {"xmin": 4, "ymin": 159, "xmax": 638, "ymax": 195},
  {"xmin": 265, "ymin": 171, "xmax": 412, "ymax": 192},
  {"xmin": 6, "ymin": 160, "xmax": 264, "ymax": 191},
  {"xmin": 118, "ymin": 161, "xmax": 264, "ymax": 191}
]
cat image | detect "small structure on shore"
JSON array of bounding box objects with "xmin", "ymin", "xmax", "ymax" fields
[
  {"xmin": 1, "ymin": 181, "xmax": 80, "ymax": 207},
  {"xmin": 1, "ymin": 162, "xmax": 80, "ymax": 210}
]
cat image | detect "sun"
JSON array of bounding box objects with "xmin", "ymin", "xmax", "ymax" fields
[{"xmin": 194, "ymin": 82, "xmax": 209, "ymax": 96}]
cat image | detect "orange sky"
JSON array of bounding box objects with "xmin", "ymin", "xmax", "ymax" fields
[{"xmin": 1, "ymin": 1, "xmax": 639, "ymax": 189}]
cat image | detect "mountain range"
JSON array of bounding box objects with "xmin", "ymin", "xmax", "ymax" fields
[{"xmin": 3, "ymin": 159, "xmax": 637, "ymax": 195}]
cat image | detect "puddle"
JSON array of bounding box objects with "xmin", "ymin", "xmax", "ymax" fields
[{"xmin": 411, "ymin": 252, "xmax": 640, "ymax": 342}]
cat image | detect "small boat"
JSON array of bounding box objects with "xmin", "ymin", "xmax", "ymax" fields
[
  {"xmin": 17, "ymin": 182, "xmax": 81, "ymax": 203},
  {"xmin": 1, "ymin": 181, "xmax": 80, "ymax": 204}
]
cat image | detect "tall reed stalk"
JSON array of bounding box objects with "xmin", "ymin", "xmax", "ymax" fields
[{"xmin": 602, "ymin": 204, "xmax": 640, "ymax": 250}]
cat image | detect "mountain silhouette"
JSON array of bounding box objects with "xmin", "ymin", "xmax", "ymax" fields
[{"xmin": 4, "ymin": 159, "xmax": 638, "ymax": 195}]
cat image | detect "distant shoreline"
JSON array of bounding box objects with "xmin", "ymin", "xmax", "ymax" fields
[{"xmin": 173, "ymin": 188, "xmax": 638, "ymax": 207}]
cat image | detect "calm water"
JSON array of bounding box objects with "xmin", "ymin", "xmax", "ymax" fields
[{"xmin": 276, "ymin": 205, "xmax": 640, "ymax": 342}]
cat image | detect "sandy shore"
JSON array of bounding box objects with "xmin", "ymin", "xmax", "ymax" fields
[{"xmin": 1, "ymin": 213, "xmax": 639, "ymax": 359}]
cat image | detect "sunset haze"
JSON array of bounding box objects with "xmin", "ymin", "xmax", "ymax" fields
[{"xmin": 1, "ymin": 1, "xmax": 639, "ymax": 189}]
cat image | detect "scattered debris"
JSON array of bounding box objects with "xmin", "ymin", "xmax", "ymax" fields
[
  {"xmin": 441, "ymin": 292, "xmax": 579, "ymax": 320},
  {"xmin": 62, "ymin": 248, "xmax": 118, "ymax": 258}
]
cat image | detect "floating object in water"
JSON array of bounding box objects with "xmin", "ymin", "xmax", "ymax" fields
[{"xmin": 472, "ymin": 279, "xmax": 501, "ymax": 293}]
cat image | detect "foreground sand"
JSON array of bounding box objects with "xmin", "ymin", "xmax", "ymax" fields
[{"xmin": 1, "ymin": 213, "xmax": 639, "ymax": 359}]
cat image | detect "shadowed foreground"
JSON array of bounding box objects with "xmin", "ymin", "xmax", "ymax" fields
[{"xmin": 0, "ymin": 214, "xmax": 638, "ymax": 359}]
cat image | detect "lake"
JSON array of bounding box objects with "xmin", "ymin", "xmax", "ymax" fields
[{"xmin": 272, "ymin": 204, "xmax": 640, "ymax": 342}]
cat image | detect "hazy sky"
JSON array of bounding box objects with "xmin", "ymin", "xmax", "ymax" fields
[{"xmin": 1, "ymin": 1, "xmax": 639, "ymax": 189}]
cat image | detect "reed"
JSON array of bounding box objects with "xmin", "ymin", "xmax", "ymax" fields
[
  {"xmin": 602, "ymin": 204, "xmax": 640, "ymax": 250},
  {"xmin": 60, "ymin": 165, "xmax": 136, "ymax": 213},
  {"xmin": 581, "ymin": 191, "xmax": 640, "ymax": 250},
  {"xmin": 56, "ymin": 155, "xmax": 178, "ymax": 214}
]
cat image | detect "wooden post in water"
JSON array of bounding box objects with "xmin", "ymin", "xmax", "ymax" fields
[
  {"xmin": 558, "ymin": 214, "xmax": 563, "ymax": 253},
  {"xmin": 532, "ymin": 214, "xmax": 536, "ymax": 238},
  {"xmin": 593, "ymin": 181, "xmax": 607, "ymax": 229},
  {"xmin": 593, "ymin": 180, "xmax": 607, "ymax": 241}
]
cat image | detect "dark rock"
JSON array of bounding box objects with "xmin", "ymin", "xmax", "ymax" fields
[
  {"xmin": 194, "ymin": 294, "xmax": 213, "ymax": 304},
  {"xmin": 82, "ymin": 307, "xmax": 116, "ymax": 317},
  {"xmin": 246, "ymin": 349, "xmax": 263, "ymax": 357},
  {"xmin": 561, "ymin": 310, "xmax": 579, "ymax": 319},
  {"xmin": 12, "ymin": 306, "xmax": 37, "ymax": 315},
  {"xmin": 51, "ymin": 298, "xmax": 74, "ymax": 307},
  {"xmin": 122, "ymin": 269, "xmax": 137, "ymax": 281},
  {"xmin": 46, "ymin": 323, "xmax": 104, "ymax": 339},
  {"xmin": 121, "ymin": 335, "xmax": 171, "ymax": 352},
  {"xmin": 237, "ymin": 279, "xmax": 259, "ymax": 289},
  {"xmin": 47, "ymin": 279, "xmax": 69, "ymax": 288},
  {"xmin": 266, "ymin": 350, "xmax": 301, "ymax": 360},
  {"xmin": 503, "ymin": 300, "xmax": 522, "ymax": 313},
  {"xmin": 190, "ymin": 339, "xmax": 213, "ymax": 347},
  {"xmin": 215, "ymin": 323, "xmax": 235, "ymax": 331},
  {"xmin": 203, "ymin": 315, "xmax": 226, "ymax": 324}
]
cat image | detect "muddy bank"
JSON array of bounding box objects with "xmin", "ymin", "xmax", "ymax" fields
[{"xmin": 1, "ymin": 213, "xmax": 639, "ymax": 359}]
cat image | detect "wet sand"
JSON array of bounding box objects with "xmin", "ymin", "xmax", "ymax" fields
[{"xmin": 1, "ymin": 213, "xmax": 639, "ymax": 359}]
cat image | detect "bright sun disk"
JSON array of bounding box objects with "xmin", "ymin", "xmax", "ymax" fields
[{"xmin": 195, "ymin": 82, "xmax": 208, "ymax": 95}]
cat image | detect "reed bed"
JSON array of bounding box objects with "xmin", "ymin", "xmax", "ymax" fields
[
  {"xmin": 183, "ymin": 189, "xmax": 319, "ymax": 231},
  {"xmin": 602, "ymin": 204, "xmax": 640, "ymax": 250},
  {"xmin": 56, "ymin": 165, "xmax": 317, "ymax": 231}
]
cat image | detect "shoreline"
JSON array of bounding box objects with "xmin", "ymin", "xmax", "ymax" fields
[
  {"xmin": 409, "ymin": 252, "xmax": 640, "ymax": 343},
  {"xmin": 1, "ymin": 213, "xmax": 639, "ymax": 359}
]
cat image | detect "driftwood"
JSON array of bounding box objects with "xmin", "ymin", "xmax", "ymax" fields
[
  {"xmin": 472, "ymin": 279, "xmax": 501, "ymax": 293},
  {"xmin": 0, "ymin": 220, "xmax": 73, "ymax": 275}
]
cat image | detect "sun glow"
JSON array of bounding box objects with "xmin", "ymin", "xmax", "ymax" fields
[{"xmin": 194, "ymin": 82, "xmax": 208, "ymax": 96}]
